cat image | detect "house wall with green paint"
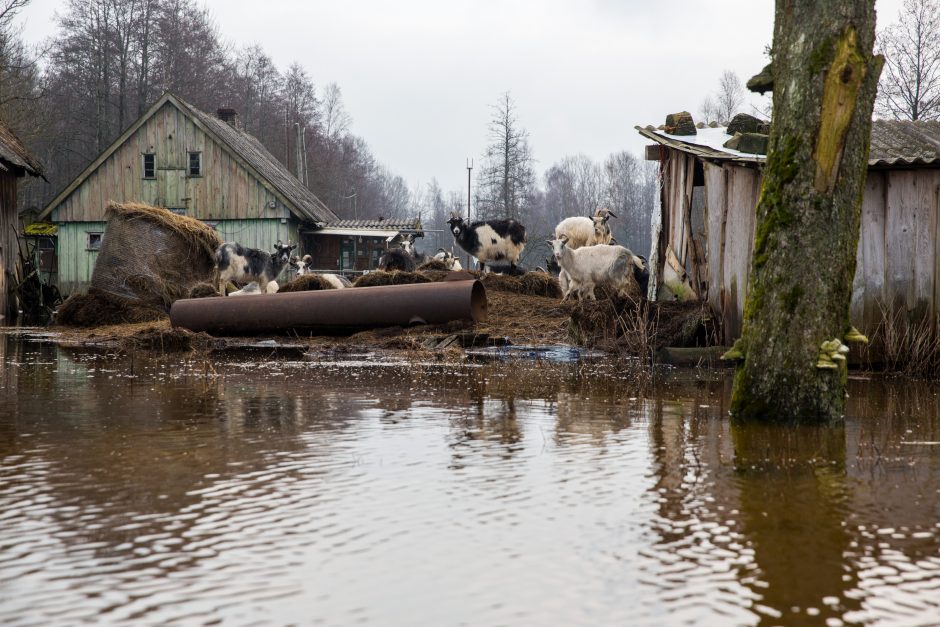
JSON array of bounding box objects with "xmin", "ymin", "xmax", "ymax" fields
[{"xmin": 57, "ymin": 218, "xmax": 301, "ymax": 297}]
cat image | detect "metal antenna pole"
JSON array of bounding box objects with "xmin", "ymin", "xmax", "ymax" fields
[{"xmin": 466, "ymin": 158, "xmax": 473, "ymax": 269}]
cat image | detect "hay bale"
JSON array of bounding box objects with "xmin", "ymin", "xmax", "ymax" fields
[
  {"xmin": 90, "ymin": 202, "xmax": 222, "ymax": 309},
  {"xmin": 417, "ymin": 258, "xmax": 451, "ymax": 272},
  {"xmin": 189, "ymin": 282, "xmax": 220, "ymax": 298},
  {"xmin": 353, "ymin": 271, "xmax": 432, "ymax": 288},
  {"xmin": 56, "ymin": 288, "xmax": 167, "ymax": 327},
  {"xmin": 280, "ymin": 274, "xmax": 335, "ymax": 292}
]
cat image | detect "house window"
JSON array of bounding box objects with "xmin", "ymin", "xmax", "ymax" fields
[
  {"xmin": 86, "ymin": 231, "xmax": 103, "ymax": 251},
  {"xmin": 188, "ymin": 151, "xmax": 202, "ymax": 176},
  {"xmin": 142, "ymin": 153, "xmax": 155, "ymax": 179}
]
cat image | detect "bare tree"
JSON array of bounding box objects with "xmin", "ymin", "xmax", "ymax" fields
[
  {"xmin": 716, "ymin": 70, "xmax": 744, "ymax": 123},
  {"xmin": 603, "ymin": 151, "xmax": 656, "ymax": 254},
  {"xmin": 699, "ymin": 94, "xmax": 720, "ymax": 124},
  {"xmin": 876, "ymin": 0, "xmax": 940, "ymax": 120},
  {"xmin": 475, "ymin": 91, "xmax": 535, "ymax": 221},
  {"xmin": 322, "ymin": 82, "xmax": 351, "ymax": 142}
]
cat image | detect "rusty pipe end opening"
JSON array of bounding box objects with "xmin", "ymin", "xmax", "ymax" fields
[{"xmin": 471, "ymin": 280, "xmax": 487, "ymax": 323}]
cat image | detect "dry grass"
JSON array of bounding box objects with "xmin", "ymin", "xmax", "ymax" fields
[
  {"xmin": 353, "ymin": 271, "xmax": 433, "ymax": 287},
  {"xmin": 106, "ymin": 202, "xmax": 222, "ymax": 261},
  {"xmin": 480, "ymin": 272, "xmax": 562, "ymax": 298},
  {"xmin": 280, "ymin": 274, "xmax": 337, "ymax": 292},
  {"xmin": 569, "ymin": 294, "xmax": 717, "ymax": 358},
  {"xmin": 189, "ymin": 282, "xmax": 220, "ymax": 298},
  {"xmin": 874, "ymin": 300, "xmax": 940, "ymax": 376},
  {"xmin": 417, "ymin": 258, "xmax": 451, "ymax": 272},
  {"xmin": 56, "ymin": 288, "xmax": 168, "ymax": 327}
]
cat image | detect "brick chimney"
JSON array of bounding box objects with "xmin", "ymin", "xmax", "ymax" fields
[{"xmin": 216, "ymin": 107, "xmax": 239, "ymax": 127}]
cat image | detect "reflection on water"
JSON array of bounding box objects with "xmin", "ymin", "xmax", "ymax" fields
[{"xmin": 1, "ymin": 332, "xmax": 939, "ymax": 625}]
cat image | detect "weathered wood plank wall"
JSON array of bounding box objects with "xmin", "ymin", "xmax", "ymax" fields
[
  {"xmin": 0, "ymin": 172, "xmax": 18, "ymax": 320},
  {"xmin": 52, "ymin": 101, "xmax": 289, "ymax": 223},
  {"xmin": 659, "ymin": 146, "xmax": 939, "ymax": 342}
]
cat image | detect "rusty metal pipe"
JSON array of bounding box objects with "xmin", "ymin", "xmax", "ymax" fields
[{"xmin": 170, "ymin": 279, "xmax": 486, "ymax": 336}]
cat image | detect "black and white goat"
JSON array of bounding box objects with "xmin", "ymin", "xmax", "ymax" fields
[
  {"xmin": 633, "ymin": 255, "xmax": 650, "ymax": 299},
  {"xmin": 216, "ymin": 240, "xmax": 295, "ymax": 295},
  {"xmin": 433, "ymin": 248, "xmax": 463, "ymax": 271},
  {"xmin": 399, "ymin": 233, "xmax": 427, "ymax": 266},
  {"xmin": 288, "ymin": 254, "xmax": 351, "ymax": 288},
  {"xmin": 446, "ymin": 213, "xmax": 526, "ymax": 273},
  {"xmin": 289, "ymin": 254, "xmax": 315, "ymax": 276},
  {"xmin": 377, "ymin": 247, "xmax": 415, "ymax": 272}
]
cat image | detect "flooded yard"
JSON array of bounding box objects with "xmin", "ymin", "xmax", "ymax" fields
[{"xmin": 1, "ymin": 329, "xmax": 939, "ymax": 625}]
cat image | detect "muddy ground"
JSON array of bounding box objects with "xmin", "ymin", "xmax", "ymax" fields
[{"xmin": 46, "ymin": 288, "xmax": 581, "ymax": 359}]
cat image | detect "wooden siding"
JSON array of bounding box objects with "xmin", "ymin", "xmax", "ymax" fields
[
  {"xmin": 0, "ymin": 171, "xmax": 17, "ymax": 320},
  {"xmin": 57, "ymin": 218, "xmax": 301, "ymax": 296},
  {"xmin": 57, "ymin": 222, "xmax": 106, "ymax": 297},
  {"xmin": 660, "ymin": 146, "xmax": 940, "ymax": 341},
  {"xmin": 851, "ymin": 169, "xmax": 940, "ymax": 330},
  {"xmin": 51, "ymin": 101, "xmax": 289, "ymax": 223},
  {"xmin": 213, "ymin": 219, "xmax": 301, "ymax": 254}
]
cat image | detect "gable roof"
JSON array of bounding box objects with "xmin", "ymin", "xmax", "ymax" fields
[
  {"xmin": 0, "ymin": 117, "xmax": 44, "ymax": 179},
  {"xmin": 636, "ymin": 119, "xmax": 940, "ymax": 168},
  {"xmin": 38, "ymin": 92, "xmax": 338, "ymax": 222}
]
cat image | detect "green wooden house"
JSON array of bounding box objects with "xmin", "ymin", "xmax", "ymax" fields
[{"xmin": 36, "ymin": 92, "xmax": 349, "ymax": 296}]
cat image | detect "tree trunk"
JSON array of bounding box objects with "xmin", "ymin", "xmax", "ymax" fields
[{"xmin": 730, "ymin": 0, "xmax": 883, "ymax": 421}]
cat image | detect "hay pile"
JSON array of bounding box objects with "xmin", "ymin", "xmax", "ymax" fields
[
  {"xmin": 280, "ymin": 274, "xmax": 337, "ymax": 292},
  {"xmin": 353, "ymin": 271, "xmax": 432, "ymax": 287},
  {"xmin": 417, "ymin": 258, "xmax": 451, "ymax": 272},
  {"xmin": 189, "ymin": 282, "xmax": 220, "ymax": 298},
  {"xmin": 89, "ymin": 202, "xmax": 222, "ymax": 311},
  {"xmin": 568, "ymin": 295, "xmax": 717, "ymax": 353},
  {"xmin": 480, "ymin": 272, "xmax": 562, "ymax": 298},
  {"xmin": 56, "ymin": 288, "xmax": 168, "ymax": 327}
]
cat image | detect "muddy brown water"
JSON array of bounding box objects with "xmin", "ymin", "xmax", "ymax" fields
[{"xmin": 1, "ymin": 330, "xmax": 939, "ymax": 626}]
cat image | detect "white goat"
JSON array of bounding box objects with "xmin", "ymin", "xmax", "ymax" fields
[
  {"xmin": 320, "ymin": 274, "xmax": 352, "ymax": 289},
  {"xmin": 554, "ymin": 208, "xmax": 617, "ymax": 249},
  {"xmin": 554, "ymin": 208, "xmax": 617, "ymax": 295},
  {"xmin": 549, "ymin": 236, "xmax": 644, "ymax": 301},
  {"xmin": 229, "ymin": 280, "xmax": 280, "ymax": 296}
]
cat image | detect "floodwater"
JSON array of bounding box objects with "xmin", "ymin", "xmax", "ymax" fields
[{"xmin": 1, "ymin": 331, "xmax": 939, "ymax": 626}]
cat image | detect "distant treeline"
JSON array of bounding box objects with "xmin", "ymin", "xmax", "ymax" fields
[
  {"xmin": 3, "ymin": 0, "xmax": 411, "ymax": 220},
  {"xmin": 1, "ymin": 0, "xmax": 655, "ymax": 256}
]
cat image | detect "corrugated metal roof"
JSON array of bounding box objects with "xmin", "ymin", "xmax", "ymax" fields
[
  {"xmin": 637, "ymin": 119, "xmax": 940, "ymax": 168},
  {"xmin": 0, "ymin": 117, "xmax": 44, "ymax": 178},
  {"xmin": 321, "ymin": 218, "xmax": 422, "ymax": 231},
  {"xmin": 177, "ymin": 97, "xmax": 338, "ymax": 223},
  {"xmin": 868, "ymin": 119, "xmax": 940, "ymax": 166}
]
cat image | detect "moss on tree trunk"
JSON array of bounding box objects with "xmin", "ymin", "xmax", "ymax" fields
[{"xmin": 730, "ymin": 1, "xmax": 883, "ymax": 421}]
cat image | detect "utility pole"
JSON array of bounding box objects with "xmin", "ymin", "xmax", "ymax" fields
[{"xmin": 466, "ymin": 157, "xmax": 473, "ymax": 269}]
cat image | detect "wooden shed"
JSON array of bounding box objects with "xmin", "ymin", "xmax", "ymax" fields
[
  {"xmin": 303, "ymin": 218, "xmax": 424, "ymax": 273},
  {"xmin": 36, "ymin": 92, "xmax": 343, "ymax": 296},
  {"xmin": 638, "ymin": 119, "xmax": 940, "ymax": 342},
  {"xmin": 0, "ymin": 119, "xmax": 45, "ymax": 321}
]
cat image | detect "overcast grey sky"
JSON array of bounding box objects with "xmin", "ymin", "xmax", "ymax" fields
[{"xmin": 18, "ymin": 0, "xmax": 904, "ymax": 195}]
